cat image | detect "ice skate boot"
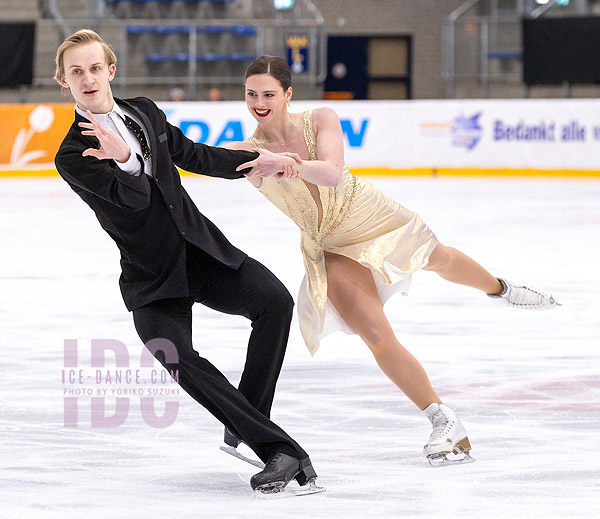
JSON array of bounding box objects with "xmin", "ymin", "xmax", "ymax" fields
[
  {"xmin": 220, "ymin": 427, "xmax": 264, "ymax": 468},
  {"xmin": 251, "ymin": 453, "xmax": 324, "ymax": 496},
  {"xmin": 224, "ymin": 427, "xmax": 241, "ymax": 448},
  {"xmin": 423, "ymin": 403, "xmax": 474, "ymax": 466},
  {"xmin": 488, "ymin": 278, "xmax": 559, "ymax": 310}
]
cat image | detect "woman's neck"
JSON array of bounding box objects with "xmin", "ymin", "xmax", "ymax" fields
[{"xmin": 256, "ymin": 113, "xmax": 297, "ymax": 147}]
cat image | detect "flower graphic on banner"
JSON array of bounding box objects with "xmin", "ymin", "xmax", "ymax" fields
[
  {"xmin": 451, "ymin": 112, "xmax": 483, "ymax": 151},
  {"xmin": 10, "ymin": 105, "xmax": 55, "ymax": 166}
]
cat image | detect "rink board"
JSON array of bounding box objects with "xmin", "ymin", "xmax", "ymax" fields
[{"xmin": 2, "ymin": 99, "xmax": 600, "ymax": 177}]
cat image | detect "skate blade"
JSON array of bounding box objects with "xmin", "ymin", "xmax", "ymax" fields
[
  {"xmin": 255, "ymin": 479, "xmax": 326, "ymax": 497},
  {"xmin": 220, "ymin": 445, "xmax": 265, "ymax": 469},
  {"xmin": 255, "ymin": 480, "xmax": 287, "ymax": 494},
  {"xmin": 290, "ymin": 479, "xmax": 326, "ymax": 496},
  {"xmin": 427, "ymin": 451, "xmax": 476, "ymax": 467},
  {"xmin": 427, "ymin": 437, "xmax": 475, "ymax": 467}
]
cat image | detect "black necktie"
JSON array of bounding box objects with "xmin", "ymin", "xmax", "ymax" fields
[{"xmin": 124, "ymin": 115, "xmax": 152, "ymax": 160}]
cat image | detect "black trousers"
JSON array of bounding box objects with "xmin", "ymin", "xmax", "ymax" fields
[{"xmin": 132, "ymin": 244, "xmax": 307, "ymax": 463}]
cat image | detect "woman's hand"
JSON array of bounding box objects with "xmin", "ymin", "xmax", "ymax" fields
[
  {"xmin": 275, "ymin": 152, "xmax": 302, "ymax": 179},
  {"xmin": 238, "ymin": 148, "xmax": 302, "ymax": 179}
]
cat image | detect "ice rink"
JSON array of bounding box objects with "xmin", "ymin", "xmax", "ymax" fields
[{"xmin": 1, "ymin": 174, "xmax": 599, "ymax": 518}]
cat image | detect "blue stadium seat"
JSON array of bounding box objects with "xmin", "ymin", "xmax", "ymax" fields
[
  {"xmin": 231, "ymin": 25, "xmax": 258, "ymax": 36},
  {"xmin": 145, "ymin": 53, "xmax": 170, "ymax": 63},
  {"xmin": 154, "ymin": 26, "xmax": 180, "ymax": 36},
  {"xmin": 197, "ymin": 53, "xmax": 229, "ymax": 62},
  {"xmin": 145, "ymin": 53, "xmax": 190, "ymax": 63},
  {"xmin": 127, "ymin": 25, "xmax": 153, "ymax": 36},
  {"xmin": 229, "ymin": 53, "xmax": 256, "ymax": 61},
  {"xmin": 198, "ymin": 25, "xmax": 229, "ymax": 34},
  {"xmin": 144, "ymin": 52, "xmax": 255, "ymax": 63},
  {"xmin": 132, "ymin": 25, "xmax": 255, "ymax": 36},
  {"xmin": 128, "ymin": 26, "xmax": 190, "ymax": 36},
  {"xmin": 197, "ymin": 53, "xmax": 256, "ymax": 62}
]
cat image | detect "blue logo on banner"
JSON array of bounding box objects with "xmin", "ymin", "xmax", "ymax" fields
[
  {"xmin": 178, "ymin": 118, "xmax": 368, "ymax": 148},
  {"xmin": 180, "ymin": 120, "xmax": 244, "ymax": 146},
  {"xmin": 451, "ymin": 113, "xmax": 483, "ymax": 151},
  {"xmin": 340, "ymin": 119, "xmax": 369, "ymax": 147}
]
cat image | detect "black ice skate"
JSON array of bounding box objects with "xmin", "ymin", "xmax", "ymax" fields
[
  {"xmin": 224, "ymin": 427, "xmax": 241, "ymax": 448},
  {"xmin": 220, "ymin": 427, "xmax": 265, "ymax": 468},
  {"xmin": 250, "ymin": 453, "xmax": 324, "ymax": 496}
]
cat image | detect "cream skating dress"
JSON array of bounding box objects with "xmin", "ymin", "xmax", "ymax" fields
[{"xmin": 251, "ymin": 110, "xmax": 438, "ymax": 355}]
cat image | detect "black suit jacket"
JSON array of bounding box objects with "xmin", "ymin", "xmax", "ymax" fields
[{"xmin": 55, "ymin": 96, "xmax": 259, "ymax": 311}]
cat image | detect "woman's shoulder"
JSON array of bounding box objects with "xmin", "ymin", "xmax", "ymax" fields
[
  {"xmin": 310, "ymin": 106, "xmax": 341, "ymax": 132},
  {"xmin": 311, "ymin": 105, "xmax": 338, "ymax": 115}
]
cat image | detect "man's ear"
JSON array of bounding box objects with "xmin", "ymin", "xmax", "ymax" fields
[
  {"xmin": 58, "ymin": 75, "xmax": 69, "ymax": 89},
  {"xmin": 108, "ymin": 63, "xmax": 116, "ymax": 81}
]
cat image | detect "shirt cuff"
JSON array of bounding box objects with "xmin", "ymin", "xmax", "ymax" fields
[{"xmin": 114, "ymin": 150, "xmax": 142, "ymax": 176}]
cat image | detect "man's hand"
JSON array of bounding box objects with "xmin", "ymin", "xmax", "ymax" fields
[
  {"xmin": 78, "ymin": 110, "xmax": 131, "ymax": 163},
  {"xmin": 237, "ymin": 148, "xmax": 303, "ymax": 179}
]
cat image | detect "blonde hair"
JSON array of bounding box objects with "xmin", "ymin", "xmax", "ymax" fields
[{"xmin": 54, "ymin": 29, "xmax": 117, "ymax": 85}]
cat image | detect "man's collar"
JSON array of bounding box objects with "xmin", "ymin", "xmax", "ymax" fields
[{"xmin": 75, "ymin": 100, "xmax": 124, "ymax": 121}]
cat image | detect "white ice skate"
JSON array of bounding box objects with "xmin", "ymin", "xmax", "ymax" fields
[
  {"xmin": 488, "ymin": 278, "xmax": 560, "ymax": 310},
  {"xmin": 423, "ymin": 403, "xmax": 475, "ymax": 467}
]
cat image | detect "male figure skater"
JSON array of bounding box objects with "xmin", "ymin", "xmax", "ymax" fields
[{"xmin": 54, "ymin": 29, "xmax": 319, "ymax": 494}]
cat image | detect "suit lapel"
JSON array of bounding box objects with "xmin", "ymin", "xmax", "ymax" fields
[{"xmin": 116, "ymin": 98, "xmax": 158, "ymax": 178}]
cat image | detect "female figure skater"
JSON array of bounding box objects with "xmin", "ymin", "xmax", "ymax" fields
[{"xmin": 227, "ymin": 56, "xmax": 559, "ymax": 466}]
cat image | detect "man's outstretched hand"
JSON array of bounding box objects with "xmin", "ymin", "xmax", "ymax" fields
[{"xmin": 78, "ymin": 110, "xmax": 131, "ymax": 163}]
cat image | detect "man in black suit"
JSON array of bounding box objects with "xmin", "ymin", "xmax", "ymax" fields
[{"xmin": 54, "ymin": 29, "xmax": 318, "ymax": 494}]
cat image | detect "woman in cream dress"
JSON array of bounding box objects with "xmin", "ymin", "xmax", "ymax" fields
[{"xmin": 227, "ymin": 56, "xmax": 559, "ymax": 465}]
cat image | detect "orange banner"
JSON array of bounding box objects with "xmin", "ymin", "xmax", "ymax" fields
[{"xmin": 0, "ymin": 103, "xmax": 75, "ymax": 174}]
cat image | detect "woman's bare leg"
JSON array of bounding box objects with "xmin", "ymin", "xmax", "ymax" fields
[
  {"xmin": 324, "ymin": 251, "xmax": 441, "ymax": 410},
  {"xmin": 424, "ymin": 243, "xmax": 503, "ymax": 295}
]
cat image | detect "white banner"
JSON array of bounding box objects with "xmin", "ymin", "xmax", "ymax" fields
[{"xmin": 157, "ymin": 99, "xmax": 600, "ymax": 172}]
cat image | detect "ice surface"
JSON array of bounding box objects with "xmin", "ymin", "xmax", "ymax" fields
[{"xmin": 1, "ymin": 176, "xmax": 599, "ymax": 518}]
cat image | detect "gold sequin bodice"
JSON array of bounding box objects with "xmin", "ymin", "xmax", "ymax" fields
[
  {"xmin": 252, "ymin": 110, "xmax": 437, "ymax": 356},
  {"xmin": 253, "ymin": 110, "xmax": 358, "ymax": 248}
]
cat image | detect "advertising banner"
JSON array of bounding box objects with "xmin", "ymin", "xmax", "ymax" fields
[
  {"xmin": 159, "ymin": 99, "xmax": 600, "ymax": 175},
  {"xmin": 2, "ymin": 100, "xmax": 599, "ymax": 176},
  {"xmin": 0, "ymin": 103, "xmax": 75, "ymax": 174}
]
